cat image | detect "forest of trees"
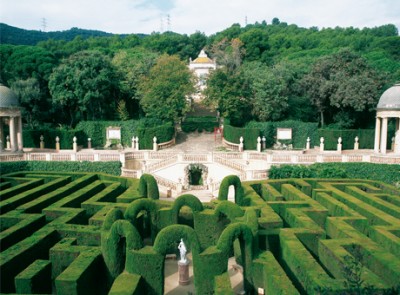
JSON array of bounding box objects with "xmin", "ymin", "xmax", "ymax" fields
[{"xmin": 1, "ymin": 19, "xmax": 399, "ymax": 129}]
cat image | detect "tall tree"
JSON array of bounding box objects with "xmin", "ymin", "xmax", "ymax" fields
[
  {"xmin": 301, "ymin": 49, "xmax": 384, "ymax": 127},
  {"xmin": 10, "ymin": 78, "xmax": 42, "ymax": 128},
  {"xmin": 138, "ymin": 54, "xmax": 195, "ymax": 123},
  {"xmin": 49, "ymin": 50, "xmax": 118, "ymax": 127}
]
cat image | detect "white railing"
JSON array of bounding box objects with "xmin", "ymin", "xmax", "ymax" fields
[
  {"xmin": 154, "ymin": 175, "xmax": 178, "ymax": 191},
  {"xmin": 145, "ymin": 156, "xmax": 177, "ymax": 173},
  {"xmin": 182, "ymin": 153, "xmax": 208, "ymax": 162},
  {"xmin": 222, "ymin": 138, "xmax": 240, "ymax": 151},
  {"xmin": 214, "ymin": 155, "xmax": 246, "ymax": 172},
  {"xmin": 121, "ymin": 168, "xmax": 139, "ymax": 178},
  {"xmin": 158, "ymin": 138, "xmax": 176, "ymax": 150},
  {"xmin": 215, "ymin": 152, "xmax": 243, "ymax": 159}
]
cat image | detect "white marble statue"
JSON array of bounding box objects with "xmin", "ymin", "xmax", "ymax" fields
[{"xmin": 178, "ymin": 238, "xmax": 187, "ymax": 263}]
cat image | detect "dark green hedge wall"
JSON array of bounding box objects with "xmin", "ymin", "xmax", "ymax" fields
[
  {"xmin": 247, "ymin": 120, "xmax": 319, "ymax": 149},
  {"xmin": 0, "ymin": 161, "xmax": 121, "ymax": 176},
  {"xmin": 181, "ymin": 116, "xmax": 219, "ymax": 133},
  {"xmin": 269, "ymin": 163, "xmax": 400, "ymax": 185},
  {"xmin": 318, "ymin": 129, "xmax": 376, "ymax": 150},
  {"xmin": 75, "ymin": 119, "xmax": 174, "ymax": 149},
  {"xmin": 23, "ymin": 128, "xmax": 86, "ymax": 149},
  {"xmin": 223, "ymin": 124, "xmax": 260, "ymax": 150}
]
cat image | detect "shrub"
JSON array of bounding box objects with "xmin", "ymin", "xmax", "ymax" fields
[
  {"xmin": 218, "ymin": 175, "xmax": 244, "ymax": 205},
  {"xmin": 0, "ymin": 161, "xmax": 121, "ymax": 176},
  {"xmin": 138, "ymin": 174, "xmax": 159, "ymax": 199},
  {"xmin": 23, "ymin": 128, "xmax": 86, "ymax": 149},
  {"xmin": 318, "ymin": 129, "xmax": 376, "ymax": 150},
  {"xmin": 181, "ymin": 116, "xmax": 219, "ymax": 133}
]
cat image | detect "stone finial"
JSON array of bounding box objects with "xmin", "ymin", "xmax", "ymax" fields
[{"xmin": 338, "ymin": 137, "xmax": 342, "ymax": 144}]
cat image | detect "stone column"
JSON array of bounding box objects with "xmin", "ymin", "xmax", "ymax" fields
[
  {"xmin": 40, "ymin": 135, "xmax": 45, "ymax": 149},
  {"xmin": 306, "ymin": 137, "xmax": 310, "ymax": 150},
  {"xmin": 239, "ymin": 136, "xmax": 244, "ymax": 152},
  {"xmin": 153, "ymin": 137, "xmax": 158, "ymax": 151},
  {"xmin": 178, "ymin": 261, "xmax": 190, "ymax": 285},
  {"xmin": 374, "ymin": 117, "xmax": 381, "ymax": 153},
  {"xmin": 337, "ymin": 137, "xmax": 342, "ymax": 153},
  {"xmin": 17, "ymin": 115, "xmax": 23, "ymax": 151},
  {"xmin": 73, "ymin": 136, "xmax": 78, "ymax": 152},
  {"xmin": 257, "ymin": 136, "xmax": 261, "ymax": 152},
  {"xmin": 319, "ymin": 137, "xmax": 324, "ymax": 152},
  {"xmin": 380, "ymin": 117, "xmax": 388, "ymax": 154},
  {"xmin": 9, "ymin": 116, "xmax": 17, "ymax": 152},
  {"xmin": 0, "ymin": 118, "xmax": 3, "ymax": 151},
  {"xmin": 354, "ymin": 136, "xmax": 359, "ymax": 150},
  {"xmin": 55, "ymin": 136, "xmax": 60, "ymax": 151}
]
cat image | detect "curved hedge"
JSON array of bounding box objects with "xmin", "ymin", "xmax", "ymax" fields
[
  {"xmin": 153, "ymin": 224, "xmax": 200, "ymax": 256},
  {"xmin": 138, "ymin": 174, "xmax": 159, "ymax": 199},
  {"xmin": 172, "ymin": 194, "xmax": 204, "ymax": 217},
  {"xmin": 101, "ymin": 209, "xmax": 143, "ymax": 279},
  {"xmin": 216, "ymin": 223, "xmax": 253, "ymax": 255},
  {"xmin": 218, "ymin": 175, "xmax": 244, "ymax": 205},
  {"xmin": 214, "ymin": 201, "xmax": 244, "ymax": 222}
]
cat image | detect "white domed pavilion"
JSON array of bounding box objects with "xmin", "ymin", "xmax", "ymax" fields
[
  {"xmin": 0, "ymin": 84, "xmax": 23, "ymax": 152},
  {"xmin": 374, "ymin": 83, "xmax": 400, "ymax": 154}
]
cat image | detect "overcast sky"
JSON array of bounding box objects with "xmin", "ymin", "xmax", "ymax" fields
[{"xmin": 1, "ymin": 0, "xmax": 399, "ymax": 35}]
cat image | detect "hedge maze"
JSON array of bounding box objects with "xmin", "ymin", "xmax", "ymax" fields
[{"xmin": 1, "ymin": 171, "xmax": 399, "ymax": 294}]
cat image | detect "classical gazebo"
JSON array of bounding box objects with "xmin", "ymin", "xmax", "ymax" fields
[
  {"xmin": 0, "ymin": 84, "xmax": 23, "ymax": 152},
  {"xmin": 374, "ymin": 83, "xmax": 400, "ymax": 154}
]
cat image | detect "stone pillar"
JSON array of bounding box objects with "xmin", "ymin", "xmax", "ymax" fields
[
  {"xmin": 0, "ymin": 119, "xmax": 3, "ymax": 151},
  {"xmin": 380, "ymin": 117, "xmax": 388, "ymax": 154},
  {"xmin": 306, "ymin": 137, "xmax": 310, "ymax": 150},
  {"xmin": 40, "ymin": 135, "xmax": 45, "ymax": 149},
  {"xmin": 136, "ymin": 137, "xmax": 140, "ymax": 151},
  {"xmin": 153, "ymin": 137, "xmax": 158, "ymax": 151},
  {"xmin": 319, "ymin": 137, "xmax": 324, "ymax": 152},
  {"xmin": 55, "ymin": 136, "xmax": 60, "ymax": 151},
  {"xmin": 17, "ymin": 116, "xmax": 23, "ymax": 151},
  {"xmin": 88, "ymin": 138, "xmax": 92, "ymax": 149},
  {"xmin": 9, "ymin": 116, "xmax": 17, "ymax": 152},
  {"xmin": 132, "ymin": 136, "xmax": 135, "ymax": 149},
  {"xmin": 374, "ymin": 117, "xmax": 381, "ymax": 153},
  {"xmin": 354, "ymin": 136, "xmax": 359, "ymax": 150},
  {"xmin": 257, "ymin": 136, "xmax": 261, "ymax": 152},
  {"xmin": 73, "ymin": 136, "xmax": 78, "ymax": 152},
  {"xmin": 6, "ymin": 135, "xmax": 10, "ymax": 149},
  {"xmin": 239, "ymin": 136, "xmax": 244, "ymax": 152},
  {"xmin": 262, "ymin": 136, "xmax": 266, "ymax": 150},
  {"xmin": 337, "ymin": 137, "xmax": 342, "ymax": 153},
  {"xmin": 178, "ymin": 261, "xmax": 190, "ymax": 285}
]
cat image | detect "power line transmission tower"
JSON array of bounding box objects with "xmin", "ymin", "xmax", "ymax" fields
[
  {"xmin": 160, "ymin": 15, "xmax": 164, "ymax": 33},
  {"xmin": 41, "ymin": 18, "xmax": 47, "ymax": 32},
  {"xmin": 166, "ymin": 14, "xmax": 171, "ymax": 31}
]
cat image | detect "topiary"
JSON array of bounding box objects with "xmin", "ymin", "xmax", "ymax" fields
[
  {"xmin": 218, "ymin": 175, "xmax": 244, "ymax": 205},
  {"xmin": 138, "ymin": 174, "xmax": 159, "ymax": 199}
]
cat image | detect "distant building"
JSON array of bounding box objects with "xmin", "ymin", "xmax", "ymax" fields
[{"xmin": 189, "ymin": 50, "xmax": 217, "ymax": 100}]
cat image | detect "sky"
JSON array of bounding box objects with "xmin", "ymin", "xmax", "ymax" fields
[{"xmin": 1, "ymin": 0, "xmax": 399, "ymax": 35}]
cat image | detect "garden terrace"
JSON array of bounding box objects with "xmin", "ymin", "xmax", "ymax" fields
[{"xmin": 0, "ymin": 171, "xmax": 399, "ymax": 294}]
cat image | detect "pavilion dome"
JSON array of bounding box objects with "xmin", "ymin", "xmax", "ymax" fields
[
  {"xmin": 377, "ymin": 83, "xmax": 400, "ymax": 111},
  {"xmin": 0, "ymin": 84, "xmax": 19, "ymax": 108}
]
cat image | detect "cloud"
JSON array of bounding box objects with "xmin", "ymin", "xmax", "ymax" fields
[{"xmin": 1, "ymin": 0, "xmax": 399, "ymax": 35}]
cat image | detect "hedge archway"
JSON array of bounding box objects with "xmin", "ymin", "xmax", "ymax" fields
[
  {"xmin": 124, "ymin": 198, "xmax": 158, "ymax": 242},
  {"xmin": 101, "ymin": 209, "xmax": 143, "ymax": 279},
  {"xmin": 172, "ymin": 194, "xmax": 204, "ymax": 224},
  {"xmin": 218, "ymin": 175, "xmax": 244, "ymax": 205},
  {"xmin": 216, "ymin": 223, "xmax": 254, "ymax": 292},
  {"xmin": 214, "ymin": 200, "xmax": 244, "ymax": 223},
  {"xmin": 153, "ymin": 224, "xmax": 202, "ymax": 294},
  {"xmin": 139, "ymin": 173, "xmax": 159, "ymax": 199}
]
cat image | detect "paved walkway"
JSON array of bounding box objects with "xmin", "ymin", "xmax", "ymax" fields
[{"xmin": 172, "ymin": 131, "xmax": 224, "ymax": 152}]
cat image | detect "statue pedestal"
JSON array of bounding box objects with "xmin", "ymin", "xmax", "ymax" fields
[{"xmin": 178, "ymin": 260, "xmax": 190, "ymax": 285}]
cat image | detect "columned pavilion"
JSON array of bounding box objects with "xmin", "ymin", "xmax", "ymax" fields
[
  {"xmin": 0, "ymin": 84, "xmax": 23, "ymax": 152},
  {"xmin": 374, "ymin": 83, "xmax": 400, "ymax": 154}
]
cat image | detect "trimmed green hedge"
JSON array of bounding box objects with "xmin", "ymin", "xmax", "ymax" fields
[
  {"xmin": 23, "ymin": 128, "xmax": 86, "ymax": 149},
  {"xmin": 0, "ymin": 161, "xmax": 121, "ymax": 176},
  {"xmin": 138, "ymin": 174, "xmax": 159, "ymax": 200},
  {"xmin": 218, "ymin": 175, "xmax": 244, "ymax": 205},
  {"xmin": 75, "ymin": 119, "xmax": 174, "ymax": 149},
  {"xmin": 223, "ymin": 124, "xmax": 260, "ymax": 150},
  {"xmin": 247, "ymin": 120, "xmax": 319, "ymax": 149},
  {"xmin": 318, "ymin": 129, "xmax": 376, "ymax": 150},
  {"xmin": 269, "ymin": 163, "xmax": 400, "ymax": 185},
  {"xmin": 181, "ymin": 116, "xmax": 219, "ymax": 133}
]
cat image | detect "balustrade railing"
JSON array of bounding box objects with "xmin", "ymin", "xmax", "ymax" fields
[{"xmin": 145, "ymin": 156, "xmax": 177, "ymax": 173}]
